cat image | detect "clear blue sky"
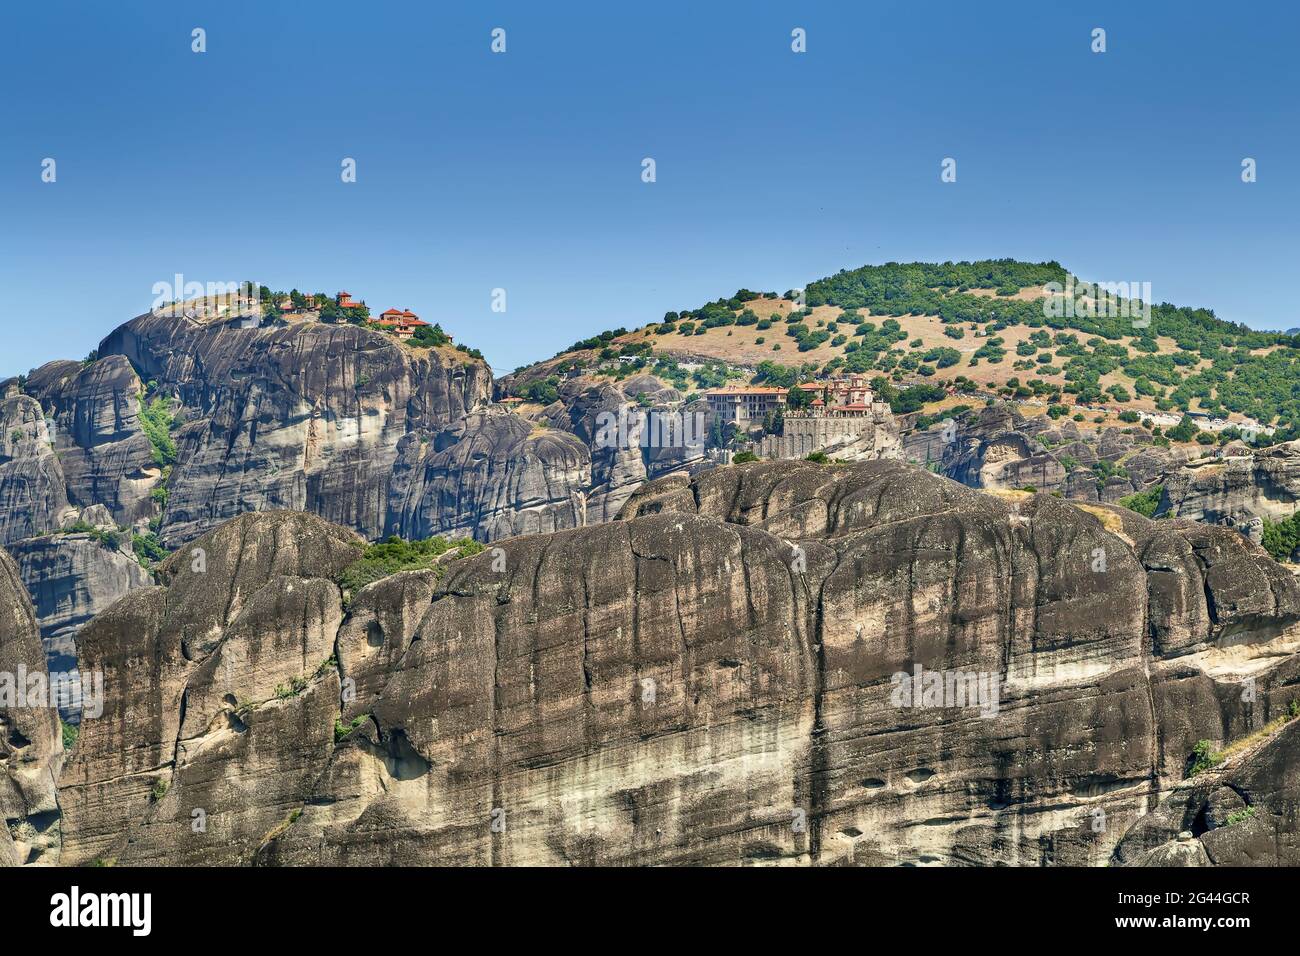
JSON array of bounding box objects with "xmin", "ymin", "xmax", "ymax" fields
[{"xmin": 2, "ymin": 0, "xmax": 1297, "ymax": 379}]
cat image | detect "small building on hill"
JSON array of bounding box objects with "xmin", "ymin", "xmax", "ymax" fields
[
  {"xmin": 704, "ymin": 385, "xmax": 788, "ymax": 427},
  {"xmin": 376, "ymin": 309, "xmax": 430, "ymax": 340}
]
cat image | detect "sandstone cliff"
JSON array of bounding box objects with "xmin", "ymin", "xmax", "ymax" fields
[
  {"xmin": 0, "ymin": 546, "xmax": 63, "ymax": 866},
  {"xmin": 101, "ymin": 311, "xmax": 492, "ymax": 546},
  {"xmin": 906, "ymin": 403, "xmax": 1189, "ymax": 503},
  {"xmin": 1158, "ymin": 440, "xmax": 1300, "ymax": 541},
  {"xmin": 0, "ymin": 394, "xmax": 71, "ymax": 545},
  {"xmin": 7, "ymin": 530, "xmax": 151, "ymax": 716},
  {"xmin": 51, "ymin": 461, "xmax": 1300, "ymax": 865}
]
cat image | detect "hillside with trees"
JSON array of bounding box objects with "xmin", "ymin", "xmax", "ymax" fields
[{"xmin": 506, "ymin": 258, "xmax": 1297, "ymax": 448}]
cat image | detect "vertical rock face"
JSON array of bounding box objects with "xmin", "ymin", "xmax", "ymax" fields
[
  {"xmin": 387, "ymin": 410, "xmax": 591, "ymax": 541},
  {"xmin": 51, "ymin": 462, "xmax": 1300, "ymax": 866},
  {"xmin": 7, "ymin": 533, "xmax": 151, "ymax": 714},
  {"xmin": 538, "ymin": 375, "xmax": 706, "ymax": 524},
  {"xmin": 99, "ymin": 311, "xmax": 492, "ymax": 547},
  {"xmin": 0, "ymin": 395, "xmax": 70, "ymax": 545},
  {"xmin": 0, "ymin": 546, "xmax": 63, "ymax": 866},
  {"xmin": 1114, "ymin": 715, "xmax": 1300, "ymax": 866},
  {"xmin": 57, "ymin": 511, "xmax": 365, "ymax": 866},
  {"xmin": 25, "ymin": 357, "xmax": 157, "ymax": 528},
  {"xmin": 1160, "ymin": 440, "xmax": 1300, "ymax": 531}
]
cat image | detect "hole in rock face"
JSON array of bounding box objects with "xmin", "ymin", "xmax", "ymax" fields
[
  {"xmin": 222, "ymin": 694, "xmax": 237, "ymax": 708},
  {"xmin": 860, "ymin": 778, "xmax": 886, "ymax": 790},
  {"xmin": 26, "ymin": 810, "xmax": 59, "ymax": 833},
  {"xmin": 840, "ymin": 827, "xmax": 863, "ymax": 838},
  {"xmin": 368, "ymin": 729, "xmax": 430, "ymax": 782},
  {"xmin": 905, "ymin": 768, "xmax": 935, "ymax": 785},
  {"xmin": 5, "ymin": 727, "xmax": 31, "ymax": 749},
  {"xmin": 366, "ymin": 620, "xmax": 384, "ymax": 648}
]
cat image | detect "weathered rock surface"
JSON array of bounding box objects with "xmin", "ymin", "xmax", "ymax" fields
[
  {"xmin": 538, "ymin": 375, "xmax": 707, "ymax": 522},
  {"xmin": 53, "ymin": 462, "xmax": 1300, "ymax": 865},
  {"xmin": 57, "ymin": 511, "xmax": 365, "ymax": 866},
  {"xmin": 387, "ymin": 410, "xmax": 591, "ymax": 541},
  {"xmin": 0, "ymin": 546, "xmax": 63, "ymax": 865},
  {"xmin": 0, "ymin": 395, "xmax": 70, "ymax": 545},
  {"xmin": 25, "ymin": 356, "xmax": 157, "ymax": 529},
  {"xmin": 1114, "ymin": 717, "xmax": 1300, "ymax": 866},
  {"xmin": 99, "ymin": 311, "xmax": 492, "ymax": 547},
  {"xmin": 905, "ymin": 403, "xmax": 1188, "ymax": 506},
  {"xmin": 8, "ymin": 532, "xmax": 151, "ymax": 715},
  {"xmin": 1159, "ymin": 441, "xmax": 1300, "ymax": 543}
]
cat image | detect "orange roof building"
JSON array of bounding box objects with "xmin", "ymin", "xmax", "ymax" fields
[
  {"xmin": 376, "ymin": 308, "xmax": 431, "ymax": 339},
  {"xmin": 704, "ymin": 385, "xmax": 788, "ymax": 426}
]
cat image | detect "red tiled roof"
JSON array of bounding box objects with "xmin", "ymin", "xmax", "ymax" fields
[{"xmin": 704, "ymin": 386, "xmax": 787, "ymax": 396}]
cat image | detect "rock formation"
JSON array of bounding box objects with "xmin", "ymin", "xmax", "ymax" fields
[
  {"xmin": 906, "ymin": 403, "xmax": 1189, "ymax": 503},
  {"xmin": 1159, "ymin": 440, "xmax": 1300, "ymax": 536},
  {"xmin": 7, "ymin": 531, "xmax": 151, "ymax": 717},
  {"xmin": 25, "ymin": 356, "xmax": 157, "ymax": 529},
  {"xmin": 0, "ymin": 546, "xmax": 63, "ymax": 866},
  {"xmin": 1114, "ymin": 716, "xmax": 1300, "ymax": 866},
  {"xmin": 387, "ymin": 409, "xmax": 591, "ymax": 541},
  {"xmin": 57, "ymin": 511, "xmax": 365, "ymax": 866},
  {"xmin": 0, "ymin": 394, "xmax": 70, "ymax": 545},
  {"xmin": 101, "ymin": 311, "xmax": 492, "ymax": 547},
  {"xmin": 50, "ymin": 461, "xmax": 1300, "ymax": 866}
]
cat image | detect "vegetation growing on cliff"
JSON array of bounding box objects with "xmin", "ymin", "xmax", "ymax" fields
[
  {"xmin": 1262, "ymin": 512, "xmax": 1300, "ymax": 563},
  {"xmin": 40, "ymin": 520, "xmax": 127, "ymax": 551},
  {"xmin": 1118, "ymin": 485, "xmax": 1163, "ymax": 519},
  {"xmin": 338, "ymin": 534, "xmax": 484, "ymax": 594},
  {"xmin": 138, "ymin": 393, "xmax": 178, "ymax": 467},
  {"xmin": 1188, "ymin": 739, "xmax": 1224, "ymax": 776}
]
